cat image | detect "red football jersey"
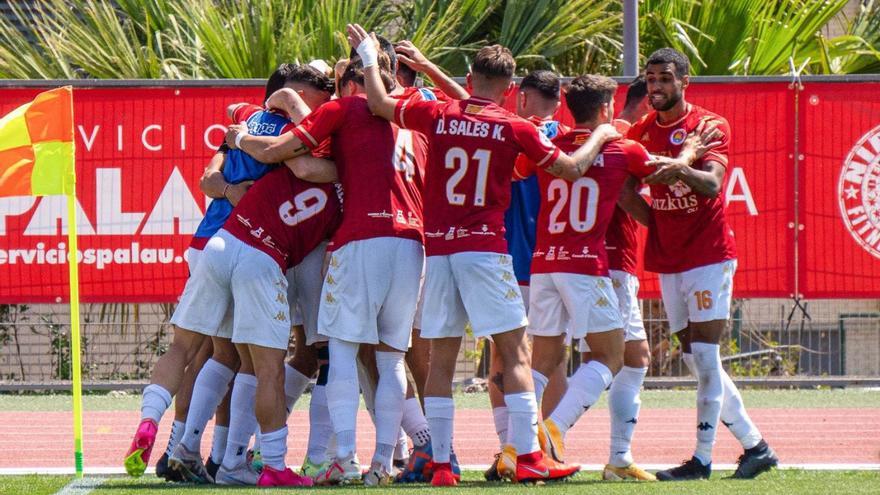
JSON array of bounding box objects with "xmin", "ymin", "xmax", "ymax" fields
[
  {"xmin": 627, "ymin": 104, "xmax": 737, "ymax": 273},
  {"xmin": 223, "ymin": 167, "xmax": 342, "ymax": 270},
  {"xmin": 394, "ymin": 96, "xmax": 561, "ymax": 256},
  {"xmin": 515, "ymin": 129, "xmax": 651, "ymax": 276},
  {"xmin": 291, "ymin": 94, "xmax": 427, "ymax": 249},
  {"xmin": 606, "ymin": 118, "xmax": 640, "ymax": 274}
]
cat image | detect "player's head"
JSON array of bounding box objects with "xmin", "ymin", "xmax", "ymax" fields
[
  {"xmin": 286, "ymin": 64, "xmax": 335, "ymax": 110},
  {"xmin": 349, "ymin": 34, "xmax": 398, "ymax": 76},
  {"xmin": 265, "ymin": 63, "xmax": 297, "ymax": 101},
  {"xmin": 644, "ymin": 47, "xmax": 689, "ymax": 111},
  {"xmin": 516, "ymin": 70, "xmax": 561, "ymax": 119},
  {"xmin": 620, "ymin": 74, "xmax": 650, "ymax": 121},
  {"xmin": 338, "ymin": 54, "xmax": 394, "ymax": 97},
  {"xmin": 565, "ymin": 74, "xmax": 618, "ymax": 126},
  {"xmin": 467, "ymin": 44, "xmax": 516, "ymax": 102},
  {"xmin": 397, "ymin": 62, "xmax": 418, "ymax": 88}
]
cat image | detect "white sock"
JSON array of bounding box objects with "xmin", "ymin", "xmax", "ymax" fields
[
  {"xmin": 549, "ymin": 360, "xmax": 613, "ymax": 435},
  {"xmin": 424, "ymin": 397, "xmax": 454, "ymax": 463},
  {"xmin": 327, "ymin": 338, "xmax": 360, "ymax": 459},
  {"xmin": 141, "ymin": 384, "xmax": 172, "ymax": 424},
  {"xmin": 221, "ymin": 373, "xmax": 259, "ymax": 470},
  {"xmin": 682, "ymin": 352, "xmax": 696, "ymax": 375},
  {"xmin": 721, "ymin": 369, "xmax": 763, "ymax": 449},
  {"xmin": 505, "ymin": 392, "xmax": 540, "ymax": 455},
  {"xmin": 394, "ymin": 427, "xmax": 409, "ymax": 460},
  {"xmin": 531, "ymin": 370, "xmax": 549, "ymax": 411},
  {"xmin": 374, "ymin": 351, "xmax": 407, "ymax": 469},
  {"xmin": 284, "ymin": 364, "xmax": 311, "ymax": 415},
  {"xmin": 306, "ymin": 385, "xmax": 333, "ymax": 463},
  {"xmin": 260, "ymin": 426, "xmax": 288, "ymax": 471},
  {"xmin": 692, "ymin": 342, "xmax": 723, "ymax": 465},
  {"xmin": 401, "ymin": 398, "xmax": 431, "ymax": 447},
  {"xmin": 492, "ymin": 407, "xmax": 509, "ymax": 448},
  {"xmin": 181, "ymin": 359, "xmax": 234, "ymax": 453},
  {"xmin": 164, "ymin": 420, "xmax": 185, "ymax": 456},
  {"xmin": 210, "ymin": 425, "xmax": 229, "ymax": 464},
  {"xmin": 608, "ymin": 366, "xmax": 646, "ymax": 467}
]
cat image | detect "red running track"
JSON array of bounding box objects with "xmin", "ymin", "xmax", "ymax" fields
[{"xmin": 0, "ymin": 408, "xmax": 878, "ymax": 469}]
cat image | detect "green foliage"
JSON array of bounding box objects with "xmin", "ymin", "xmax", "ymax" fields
[
  {"xmin": 0, "ymin": 1, "xmax": 876, "ymax": 78},
  {"xmin": 640, "ymin": 0, "xmax": 880, "ymax": 75}
]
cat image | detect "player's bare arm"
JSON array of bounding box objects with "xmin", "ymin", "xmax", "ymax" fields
[
  {"xmin": 618, "ymin": 175, "xmax": 650, "ymax": 226},
  {"xmin": 347, "ymin": 23, "xmax": 398, "ymax": 121},
  {"xmin": 643, "ymin": 118, "xmax": 725, "ymax": 192},
  {"xmin": 264, "ymin": 88, "xmax": 311, "ymax": 123},
  {"xmin": 285, "ymin": 155, "xmax": 339, "ymax": 183},
  {"xmin": 395, "ymin": 40, "xmax": 469, "ymax": 99},
  {"xmin": 225, "ymin": 123, "xmax": 310, "ymax": 163},
  {"xmin": 199, "ymin": 151, "xmax": 228, "ymax": 199},
  {"xmin": 544, "ymin": 123, "xmax": 621, "ymax": 181}
]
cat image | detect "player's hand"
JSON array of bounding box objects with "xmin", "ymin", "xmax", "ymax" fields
[
  {"xmin": 593, "ymin": 123, "xmax": 622, "ymax": 143},
  {"xmin": 225, "ymin": 123, "xmax": 248, "ymax": 149},
  {"xmin": 346, "ymin": 24, "xmax": 380, "ymax": 65},
  {"xmin": 395, "ymin": 40, "xmax": 432, "ymax": 72},
  {"xmin": 224, "ymin": 180, "xmax": 253, "ymax": 206},
  {"xmin": 683, "ymin": 118, "xmax": 723, "ymax": 159},
  {"xmin": 644, "ymin": 157, "xmax": 689, "ymax": 185}
]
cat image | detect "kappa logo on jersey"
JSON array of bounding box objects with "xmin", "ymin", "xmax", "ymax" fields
[
  {"xmin": 670, "ymin": 128, "xmax": 688, "ymax": 145},
  {"xmin": 838, "ymin": 123, "xmax": 880, "ymax": 259}
]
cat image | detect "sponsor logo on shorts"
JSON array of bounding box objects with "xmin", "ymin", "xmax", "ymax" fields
[
  {"xmin": 612, "ymin": 278, "xmax": 622, "ymax": 289},
  {"xmin": 326, "ymin": 273, "xmax": 336, "ymax": 285},
  {"xmin": 274, "ymin": 311, "xmax": 287, "ymax": 322},
  {"xmin": 596, "ymin": 297, "xmax": 610, "ymax": 307},
  {"xmin": 505, "ymin": 288, "xmax": 520, "ymax": 300},
  {"xmin": 324, "ymin": 292, "xmax": 336, "ymax": 303},
  {"xmin": 597, "ymin": 279, "xmax": 607, "ymax": 289},
  {"xmin": 838, "ymin": 124, "xmax": 880, "ymax": 259},
  {"xmin": 329, "ymin": 256, "xmax": 339, "ymax": 268},
  {"xmin": 275, "ymin": 292, "xmax": 286, "ymax": 304},
  {"xmin": 670, "ymin": 128, "xmax": 687, "ymax": 145},
  {"xmin": 502, "ymin": 271, "xmax": 513, "ymax": 282}
]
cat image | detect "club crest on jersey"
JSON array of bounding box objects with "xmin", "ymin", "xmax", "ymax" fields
[
  {"xmin": 838, "ymin": 123, "xmax": 880, "ymax": 259},
  {"xmin": 670, "ymin": 128, "xmax": 687, "ymax": 145}
]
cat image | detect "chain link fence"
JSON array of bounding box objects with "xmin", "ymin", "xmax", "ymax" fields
[{"xmin": 1, "ymin": 299, "xmax": 877, "ymax": 385}]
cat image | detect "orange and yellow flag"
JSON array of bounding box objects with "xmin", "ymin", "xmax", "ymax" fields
[{"xmin": 0, "ymin": 86, "xmax": 74, "ymax": 197}]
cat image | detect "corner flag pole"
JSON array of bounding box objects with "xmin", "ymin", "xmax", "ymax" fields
[{"xmin": 64, "ymin": 101, "xmax": 85, "ymax": 479}]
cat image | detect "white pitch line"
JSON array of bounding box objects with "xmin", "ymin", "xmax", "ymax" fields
[
  {"xmin": 2, "ymin": 463, "xmax": 878, "ymax": 476},
  {"xmin": 54, "ymin": 477, "xmax": 104, "ymax": 495}
]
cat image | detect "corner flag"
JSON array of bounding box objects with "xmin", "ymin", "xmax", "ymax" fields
[{"xmin": 0, "ymin": 86, "xmax": 85, "ymax": 478}]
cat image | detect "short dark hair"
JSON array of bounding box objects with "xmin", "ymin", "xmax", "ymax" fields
[
  {"xmin": 397, "ymin": 62, "xmax": 417, "ymax": 87},
  {"xmin": 339, "ymin": 55, "xmax": 395, "ymax": 93},
  {"xmin": 645, "ymin": 48, "xmax": 690, "ymax": 78},
  {"xmin": 624, "ymin": 75, "xmax": 647, "ymax": 108},
  {"xmin": 349, "ymin": 35, "xmax": 397, "ymax": 75},
  {"xmin": 520, "ymin": 70, "xmax": 560, "ymax": 101},
  {"xmin": 565, "ymin": 74, "xmax": 618, "ymax": 123},
  {"xmin": 472, "ymin": 44, "xmax": 515, "ymax": 80},
  {"xmin": 265, "ymin": 63, "xmax": 334, "ymax": 100}
]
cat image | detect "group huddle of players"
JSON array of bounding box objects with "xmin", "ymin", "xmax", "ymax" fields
[{"xmin": 122, "ymin": 24, "xmax": 780, "ymax": 487}]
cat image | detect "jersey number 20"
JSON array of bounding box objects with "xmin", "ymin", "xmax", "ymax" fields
[{"xmin": 547, "ymin": 177, "xmax": 599, "ymax": 233}]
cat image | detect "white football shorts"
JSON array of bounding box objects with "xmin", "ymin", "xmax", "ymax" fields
[
  {"xmin": 578, "ymin": 270, "xmax": 645, "ymax": 352},
  {"xmin": 528, "ymin": 272, "xmax": 622, "ymax": 341},
  {"xmin": 419, "ymin": 252, "xmax": 528, "ymax": 339},
  {"xmin": 171, "ymin": 229, "xmax": 291, "ymax": 350},
  {"xmin": 318, "ymin": 237, "xmax": 424, "ymax": 351},
  {"xmin": 659, "ymin": 259, "xmax": 737, "ymax": 333}
]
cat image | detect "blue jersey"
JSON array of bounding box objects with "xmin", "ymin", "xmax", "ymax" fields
[
  {"xmin": 192, "ymin": 104, "xmax": 294, "ymax": 245},
  {"xmin": 505, "ymin": 119, "xmax": 565, "ymax": 284}
]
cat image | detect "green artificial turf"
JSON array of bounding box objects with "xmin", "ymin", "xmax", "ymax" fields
[{"xmin": 5, "ymin": 470, "xmax": 876, "ymax": 495}]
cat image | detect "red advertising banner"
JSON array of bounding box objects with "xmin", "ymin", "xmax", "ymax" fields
[
  {"xmin": 0, "ymin": 87, "xmax": 263, "ymax": 303},
  {"xmin": 0, "ymin": 80, "xmax": 874, "ymax": 302},
  {"xmin": 800, "ymin": 81, "xmax": 880, "ymax": 297}
]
